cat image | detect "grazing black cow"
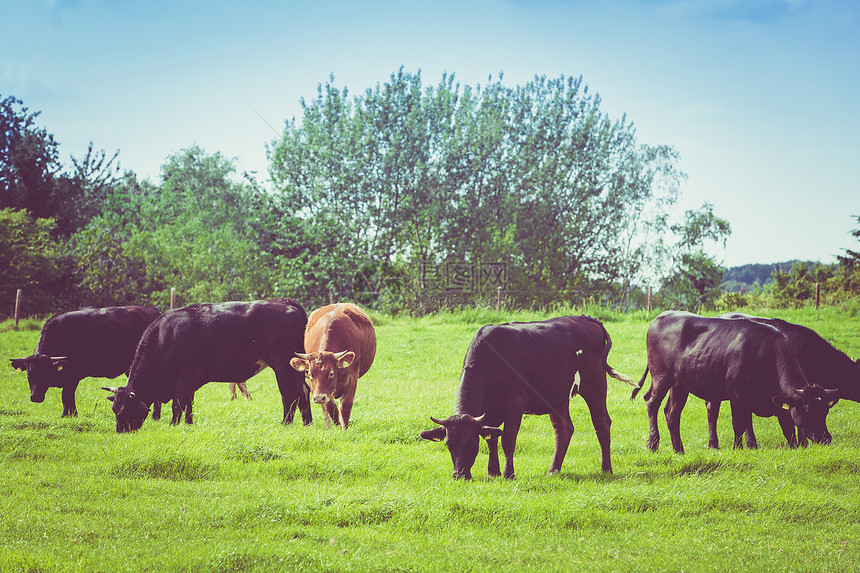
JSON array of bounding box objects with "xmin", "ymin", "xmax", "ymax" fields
[
  {"xmin": 665, "ymin": 312, "xmax": 859, "ymax": 447},
  {"xmin": 103, "ymin": 298, "xmax": 312, "ymax": 433},
  {"xmin": 632, "ymin": 311, "xmax": 839, "ymax": 453},
  {"xmin": 10, "ymin": 306, "xmax": 161, "ymax": 417},
  {"xmin": 420, "ymin": 316, "xmax": 636, "ymax": 479}
]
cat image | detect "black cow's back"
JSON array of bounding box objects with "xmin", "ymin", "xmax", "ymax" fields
[
  {"xmin": 128, "ymin": 299, "xmax": 307, "ymax": 404},
  {"xmin": 648, "ymin": 311, "xmax": 805, "ymax": 415},
  {"xmin": 457, "ymin": 317, "xmax": 591, "ymax": 423},
  {"xmin": 37, "ymin": 306, "xmax": 161, "ymax": 378}
]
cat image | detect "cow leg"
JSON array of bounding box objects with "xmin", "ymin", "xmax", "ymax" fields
[
  {"xmin": 228, "ymin": 383, "xmax": 237, "ymax": 401},
  {"xmin": 152, "ymin": 401, "xmax": 162, "ymax": 421},
  {"xmin": 486, "ymin": 436, "xmax": 501, "ymax": 477},
  {"xmin": 337, "ymin": 382, "xmax": 357, "ymax": 430},
  {"xmin": 184, "ymin": 395, "xmax": 193, "ymax": 425},
  {"xmin": 729, "ymin": 401, "xmax": 755, "ymax": 449},
  {"xmin": 548, "ymin": 408, "xmax": 575, "ymax": 474},
  {"xmin": 580, "ymin": 376, "xmax": 612, "ymax": 473},
  {"xmin": 275, "ymin": 372, "xmax": 312, "ymax": 426},
  {"xmin": 775, "ymin": 410, "xmax": 799, "ymax": 448},
  {"xmin": 60, "ymin": 382, "xmax": 79, "ymax": 417},
  {"xmin": 172, "ymin": 393, "xmax": 194, "ymax": 425},
  {"xmin": 706, "ymin": 400, "xmax": 721, "ymax": 449},
  {"xmin": 644, "ymin": 377, "xmax": 672, "ymax": 452},
  {"xmin": 317, "ymin": 398, "xmax": 339, "ymax": 428},
  {"xmin": 664, "ymin": 386, "xmax": 687, "ymax": 454},
  {"xmin": 171, "ymin": 400, "xmax": 182, "ymax": 425},
  {"xmin": 238, "ymin": 382, "xmax": 251, "ymax": 400},
  {"xmin": 501, "ymin": 416, "xmax": 522, "ymax": 479}
]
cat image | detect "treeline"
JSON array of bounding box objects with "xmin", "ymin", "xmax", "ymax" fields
[{"xmin": 1, "ymin": 72, "xmax": 858, "ymax": 317}]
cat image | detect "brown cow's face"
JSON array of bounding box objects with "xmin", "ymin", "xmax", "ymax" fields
[
  {"xmin": 420, "ymin": 414, "xmax": 503, "ymax": 480},
  {"xmin": 290, "ymin": 351, "xmax": 355, "ymax": 404},
  {"xmin": 773, "ymin": 385, "xmax": 839, "ymax": 444}
]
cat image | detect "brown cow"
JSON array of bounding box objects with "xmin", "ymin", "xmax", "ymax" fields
[{"xmin": 290, "ymin": 303, "xmax": 376, "ymax": 429}]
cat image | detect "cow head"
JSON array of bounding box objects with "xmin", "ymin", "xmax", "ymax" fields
[
  {"xmin": 773, "ymin": 385, "xmax": 839, "ymax": 444},
  {"xmin": 9, "ymin": 354, "xmax": 70, "ymax": 402},
  {"xmin": 419, "ymin": 414, "xmax": 503, "ymax": 480},
  {"xmin": 290, "ymin": 351, "xmax": 355, "ymax": 405},
  {"xmin": 103, "ymin": 386, "xmax": 150, "ymax": 433}
]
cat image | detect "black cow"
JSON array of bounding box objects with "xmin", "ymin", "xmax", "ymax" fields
[
  {"xmin": 103, "ymin": 298, "xmax": 312, "ymax": 433},
  {"xmin": 632, "ymin": 311, "xmax": 839, "ymax": 453},
  {"xmin": 10, "ymin": 306, "xmax": 161, "ymax": 417},
  {"xmin": 665, "ymin": 312, "xmax": 859, "ymax": 447},
  {"xmin": 420, "ymin": 316, "xmax": 636, "ymax": 479}
]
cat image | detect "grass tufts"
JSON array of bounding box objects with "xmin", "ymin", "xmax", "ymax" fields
[
  {"xmin": 225, "ymin": 444, "xmax": 282, "ymax": 462},
  {"xmin": 110, "ymin": 454, "xmax": 219, "ymax": 481}
]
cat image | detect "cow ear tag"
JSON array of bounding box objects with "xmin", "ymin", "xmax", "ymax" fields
[
  {"xmin": 56, "ymin": 364, "xmax": 64, "ymax": 372},
  {"xmin": 781, "ymin": 402, "xmax": 790, "ymax": 410},
  {"xmin": 342, "ymin": 361, "xmax": 349, "ymax": 368}
]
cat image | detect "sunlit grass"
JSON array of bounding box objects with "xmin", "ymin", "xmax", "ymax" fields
[{"xmin": 1, "ymin": 308, "xmax": 859, "ymax": 571}]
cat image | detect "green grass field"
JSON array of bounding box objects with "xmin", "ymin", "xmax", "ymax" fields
[{"xmin": 1, "ymin": 307, "xmax": 859, "ymax": 572}]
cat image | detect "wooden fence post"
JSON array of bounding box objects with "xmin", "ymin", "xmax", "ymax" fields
[
  {"xmin": 170, "ymin": 287, "xmax": 176, "ymax": 310},
  {"xmin": 815, "ymin": 282, "xmax": 820, "ymax": 309},
  {"xmin": 496, "ymin": 286, "xmax": 502, "ymax": 311},
  {"xmin": 14, "ymin": 288, "xmax": 22, "ymax": 328},
  {"xmin": 647, "ymin": 286, "xmax": 652, "ymax": 313},
  {"xmin": 329, "ymin": 286, "xmax": 335, "ymax": 305}
]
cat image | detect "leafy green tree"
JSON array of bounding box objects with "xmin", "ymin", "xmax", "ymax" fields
[
  {"xmin": 657, "ymin": 202, "xmax": 731, "ymax": 311},
  {"xmin": 0, "ymin": 208, "xmax": 62, "ymax": 315},
  {"xmin": 70, "ymin": 147, "xmax": 289, "ymax": 309},
  {"xmin": 0, "ymin": 95, "xmax": 60, "ymax": 220},
  {"xmin": 771, "ymin": 261, "xmax": 835, "ymax": 307},
  {"xmin": 831, "ymin": 215, "xmax": 860, "ymax": 296},
  {"xmin": 268, "ymin": 71, "xmax": 686, "ymax": 310}
]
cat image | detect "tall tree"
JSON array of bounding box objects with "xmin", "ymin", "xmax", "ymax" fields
[
  {"xmin": 658, "ymin": 202, "xmax": 731, "ymax": 310},
  {"xmin": 269, "ymin": 71, "xmax": 687, "ymax": 309},
  {"xmin": 0, "ymin": 95, "xmax": 60, "ymax": 220},
  {"xmin": 71, "ymin": 147, "xmax": 282, "ymax": 309},
  {"xmin": 0, "ymin": 208, "xmax": 62, "ymax": 315}
]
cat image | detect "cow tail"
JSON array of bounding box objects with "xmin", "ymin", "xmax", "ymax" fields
[
  {"xmin": 630, "ymin": 367, "xmax": 650, "ymax": 400},
  {"xmin": 591, "ymin": 317, "xmax": 638, "ymax": 388}
]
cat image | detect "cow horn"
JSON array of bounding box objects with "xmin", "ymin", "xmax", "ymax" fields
[
  {"xmin": 430, "ymin": 416, "xmax": 449, "ymax": 427},
  {"xmin": 333, "ymin": 350, "xmax": 349, "ymax": 359},
  {"xmin": 294, "ymin": 352, "xmax": 310, "ymax": 360},
  {"xmin": 474, "ymin": 413, "xmax": 487, "ymax": 424},
  {"xmin": 796, "ymin": 388, "xmax": 806, "ymax": 396},
  {"xmin": 50, "ymin": 356, "xmax": 68, "ymax": 361}
]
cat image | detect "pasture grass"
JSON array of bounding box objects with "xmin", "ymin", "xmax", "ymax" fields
[{"xmin": 1, "ymin": 308, "xmax": 859, "ymax": 571}]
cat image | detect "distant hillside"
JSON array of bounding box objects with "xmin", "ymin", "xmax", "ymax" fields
[{"xmin": 720, "ymin": 261, "xmax": 810, "ymax": 292}]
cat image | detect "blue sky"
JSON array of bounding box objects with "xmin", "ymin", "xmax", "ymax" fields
[{"xmin": 2, "ymin": 0, "xmax": 858, "ymax": 267}]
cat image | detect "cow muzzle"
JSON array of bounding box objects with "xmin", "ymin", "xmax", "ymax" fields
[{"xmin": 313, "ymin": 394, "xmax": 331, "ymax": 405}]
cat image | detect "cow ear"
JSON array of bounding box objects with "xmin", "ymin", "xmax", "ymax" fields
[
  {"xmin": 419, "ymin": 427, "xmax": 446, "ymax": 442},
  {"xmin": 290, "ymin": 357, "xmax": 309, "ymax": 372},
  {"xmin": 479, "ymin": 426, "xmax": 503, "ymax": 440},
  {"xmin": 337, "ymin": 351, "xmax": 356, "ymax": 369},
  {"xmin": 10, "ymin": 358, "xmax": 28, "ymax": 371}
]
